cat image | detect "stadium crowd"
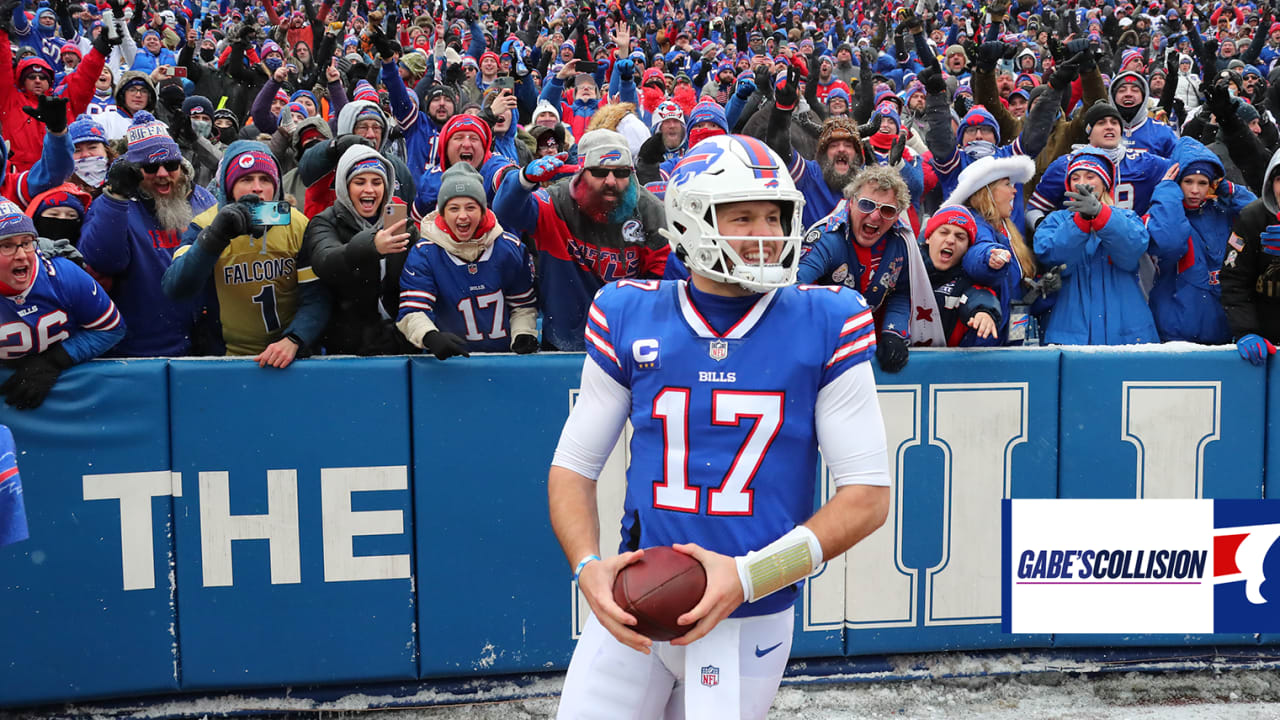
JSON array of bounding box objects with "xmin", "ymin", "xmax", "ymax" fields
[{"xmin": 0, "ymin": 0, "xmax": 1277, "ymax": 407}]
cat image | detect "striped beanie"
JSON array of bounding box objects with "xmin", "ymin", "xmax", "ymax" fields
[{"xmin": 1065, "ymin": 149, "xmax": 1116, "ymax": 193}]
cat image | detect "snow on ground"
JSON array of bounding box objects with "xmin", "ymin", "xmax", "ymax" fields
[
  {"xmin": 357, "ymin": 670, "xmax": 1280, "ymax": 720},
  {"xmin": 13, "ymin": 669, "xmax": 1280, "ymax": 719}
]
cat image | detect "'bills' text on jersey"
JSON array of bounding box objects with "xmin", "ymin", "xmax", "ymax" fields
[{"xmin": 0, "ymin": 255, "xmax": 122, "ymax": 361}]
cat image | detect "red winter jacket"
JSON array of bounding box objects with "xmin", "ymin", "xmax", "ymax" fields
[{"xmin": 0, "ymin": 30, "xmax": 104, "ymax": 176}]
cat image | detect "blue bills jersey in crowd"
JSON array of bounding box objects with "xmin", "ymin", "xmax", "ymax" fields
[
  {"xmin": 0, "ymin": 425, "xmax": 26, "ymax": 547},
  {"xmin": 398, "ymin": 234, "xmax": 536, "ymax": 353},
  {"xmin": 584, "ymin": 279, "xmax": 876, "ymax": 618},
  {"xmin": 0, "ymin": 255, "xmax": 122, "ymax": 361},
  {"xmin": 1030, "ymin": 147, "xmax": 1171, "ymax": 218}
]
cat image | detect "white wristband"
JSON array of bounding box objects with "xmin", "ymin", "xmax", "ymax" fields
[{"xmin": 734, "ymin": 525, "xmax": 824, "ymax": 604}]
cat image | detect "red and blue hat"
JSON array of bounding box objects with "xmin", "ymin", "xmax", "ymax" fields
[
  {"xmin": 956, "ymin": 106, "xmax": 1001, "ymax": 147},
  {"xmin": 124, "ymin": 111, "xmax": 182, "ymax": 165},
  {"xmin": 1065, "ymin": 148, "xmax": 1116, "ymax": 193},
  {"xmin": 923, "ymin": 205, "xmax": 977, "ymax": 245}
]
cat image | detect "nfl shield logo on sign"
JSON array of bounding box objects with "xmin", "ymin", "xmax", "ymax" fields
[
  {"xmin": 709, "ymin": 339, "xmax": 728, "ymax": 361},
  {"xmin": 700, "ymin": 665, "xmax": 719, "ymax": 687}
]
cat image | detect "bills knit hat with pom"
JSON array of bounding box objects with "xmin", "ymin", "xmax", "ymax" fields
[{"xmin": 125, "ymin": 111, "xmax": 182, "ymax": 165}]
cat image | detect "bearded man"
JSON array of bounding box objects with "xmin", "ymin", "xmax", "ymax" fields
[{"xmin": 79, "ymin": 111, "xmax": 217, "ymax": 356}]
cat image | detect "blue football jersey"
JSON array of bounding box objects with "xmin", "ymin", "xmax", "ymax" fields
[
  {"xmin": 398, "ymin": 233, "xmax": 536, "ymax": 353},
  {"xmin": 0, "ymin": 255, "xmax": 121, "ymax": 361},
  {"xmin": 0, "ymin": 425, "xmax": 26, "ymax": 547},
  {"xmin": 584, "ymin": 279, "xmax": 876, "ymax": 617},
  {"xmin": 1030, "ymin": 147, "xmax": 1171, "ymax": 217}
]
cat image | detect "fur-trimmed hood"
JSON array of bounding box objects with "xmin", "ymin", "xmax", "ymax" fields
[{"xmin": 942, "ymin": 155, "xmax": 1036, "ymax": 208}]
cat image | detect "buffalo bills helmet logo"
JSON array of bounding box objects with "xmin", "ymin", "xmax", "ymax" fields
[
  {"xmin": 597, "ymin": 149, "xmax": 623, "ymax": 164},
  {"xmin": 669, "ymin": 144, "xmax": 726, "ymax": 186}
]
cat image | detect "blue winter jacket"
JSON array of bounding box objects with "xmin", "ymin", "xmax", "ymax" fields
[
  {"xmin": 1144, "ymin": 138, "xmax": 1257, "ymax": 344},
  {"xmin": 1034, "ymin": 205, "xmax": 1158, "ymax": 345},
  {"xmin": 961, "ymin": 213, "xmax": 1024, "ymax": 343},
  {"xmin": 797, "ymin": 202, "xmax": 913, "ymax": 337}
]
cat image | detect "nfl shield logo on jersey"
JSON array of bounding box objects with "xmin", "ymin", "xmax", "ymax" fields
[
  {"xmin": 700, "ymin": 665, "xmax": 719, "ymax": 687},
  {"xmin": 709, "ymin": 339, "xmax": 728, "ymax": 361},
  {"xmin": 467, "ymin": 264, "xmax": 478, "ymax": 275}
]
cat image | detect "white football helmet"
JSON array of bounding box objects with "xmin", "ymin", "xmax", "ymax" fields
[{"xmin": 661, "ymin": 134, "xmax": 806, "ymax": 293}]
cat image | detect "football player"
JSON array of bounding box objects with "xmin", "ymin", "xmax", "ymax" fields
[{"xmin": 548, "ymin": 135, "xmax": 891, "ymax": 720}]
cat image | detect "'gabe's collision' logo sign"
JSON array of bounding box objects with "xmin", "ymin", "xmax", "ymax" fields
[{"xmin": 1004, "ymin": 500, "xmax": 1280, "ymax": 634}]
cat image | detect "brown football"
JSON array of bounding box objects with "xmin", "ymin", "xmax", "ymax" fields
[{"xmin": 611, "ymin": 546, "xmax": 708, "ymax": 641}]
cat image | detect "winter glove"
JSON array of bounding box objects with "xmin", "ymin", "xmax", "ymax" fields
[
  {"xmin": 1, "ymin": 345, "xmax": 73, "ymax": 410},
  {"xmin": 200, "ymin": 202, "xmax": 255, "ymax": 249},
  {"xmin": 423, "ymin": 330, "xmax": 470, "ymax": 360},
  {"xmin": 368, "ymin": 23, "xmax": 396, "ymax": 59},
  {"xmin": 774, "ymin": 67, "xmax": 799, "ymax": 111},
  {"xmin": 1049, "ymin": 52, "xmax": 1084, "ymax": 90},
  {"xmin": 1238, "ymin": 334, "xmax": 1276, "ymax": 365},
  {"xmin": 1039, "ymin": 264, "xmax": 1066, "ymax": 294},
  {"xmin": 735, "ymin": 72, "xmax": 756, "ymax": 98},
  {"xmin": 900, "ymin": 5, "xmax": 924, "ymax": 33},
  {"xmin": 1166, "ymin": 48, "xmax": 1179, "ymax": 74},
  {"xmin": 887, "ymin": 131, "xmax": 907, "ymax": 166},
  {"xmin": 511, "ymin": 334, "xmax": 539, "ymax": 354},
  {"xmin": 614, "ymin": 57, "xmax": 634, "ymax": 81},
  {"xmin": 1065, "ymin": 38, "xmax": 1095, "ymax": 72},
  {"xmin": 91, "ymin": 22, "xmax": 123, "ymax": 55},
  {"xmin": 105, "ymin": 159, "xmax": 143, "ymax": 199},
  {"xmin": 1063, "ymin": 187, "xmax": 1103, "ymax": 219},
  {"xmin": 919, "ymin": 66, "xmax": 946, "ymax": 95},
  {"xmin": 21, "ymin": 95, "xmax": 69, "ymax": 134},
  {"xmin": 327, "ymin": 133, "xmax": 374, "ymax": 164},
  {"xmin": 638, "ymin": 133, "xmax": 667, "ymax": 164},
  {"xmin": 522, "ymin": 153, "xmax": 579, "ymax": 185},
  {"xmin": 976, "ymin": 41, "xmax": 1008, "ymax": 73},
  {"xmin": 876, "ymin": 330, "xmax": 909, "ymax": 373}
]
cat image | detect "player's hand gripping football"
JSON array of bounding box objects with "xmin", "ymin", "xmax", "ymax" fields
[
  {"xmin": 577, "ymin": 549, "xmax": 653, "ymax": 653},
  {"xmin": 669, "ymin": 542, "xmax": 745, "ymax": 646}
]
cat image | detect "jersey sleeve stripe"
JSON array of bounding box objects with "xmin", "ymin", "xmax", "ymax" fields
[
  {"xmin": 400, "ymin": 300, "xmax": 434, "ymax": 311},
  {"xmin": 508, "ymin": 288, "xmax": 535, "ymax": 302},
  {"xmin": 840, "ymin": 309, "xmax": 874, "ymax": 337},
  {"xmin": 584, "ymin": 326, "xmax": 620, "ymax": 366},
  {"xmin": 588, "ymin": 303, "xmax": 609, "ymax": 331},
  {"xmin": 1029, "ymin": 191, "xmax": 1054, "ymax": 212},
  {"xmin": 932, "ymin": 149, "xmax": 961, "ymax": 174},
  {"xmin": 83, "ymin": 304, "xmax": 121, "ymax": 330},
  {"xmin": 297, "ymin": 267, "xmax": 318, "ymax": 283},
  {"xmin": 401, "ymin": 290, "xmax": 437, "ymax": 302},
  {"xmin": 826, "ymin": 334, "xmax": 876, "ymax": 368}
]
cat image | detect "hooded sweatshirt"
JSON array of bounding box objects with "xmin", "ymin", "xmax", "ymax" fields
[
  {"xmin": 297, "ymin": 100, "xmax": 416, "ymax": 219},
  {"xmin": 1109, "ymin": 71, "xmax": 1178, "ymax": 158},
  {"xmin": 162, "ymin": 140, "xmax": 330, "ymax": 355},
  {"xmin": 301, "ymin": 144, "xmax": 413, "ymax": 355}
]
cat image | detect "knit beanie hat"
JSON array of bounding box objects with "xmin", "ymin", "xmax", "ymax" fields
[
  {"xmin": 289, "ymin": 89, "xmax": 318, "ymax": 109},
  {"xmin": 922, "ymin": 205, "xmax": 977, "ymax": 245},
  {"xmin": 1065, "ymin": 149, "xmax": 1117, "ymax": 193},
  {"xmin": 125, "ymin": 111, "xmax": 182, "ymax": 165},
  {"xmin": 438, "ymin": 114, "xmax": 493, "ymax": 169},
  {"xmin": 956, "ymin": 106, "xmax": 1001, "ymax": 146},
  {"xmin": 0, "ymin": 201, "xmax": 36, "ymax": 242},
  {"xmin": 224, "ymin": 147, "xmax": 281, "ymax": 199},
  {"xmin": 352, "ymin": 80, "xmax": 380, "ymax": 103},
  {"xmin": 343, "ymin": 151, "xmax": 390, "ymax": 187},
  {"xmin": 182, "ymin": 95, "xmax": 213, "ymax": 117},
  {"xmin": 400, "ymin": 50, "xmax": 428, "ymax": 77},
  {"xmin": 1084, "ymin": 100, "xmax": 1123, "ymax": 132},
  {"xmin": 871, "ymin": 100, "xmax": 901, "ymax": 133},
  {"xmin": 437, "ymin": 162, "xmax": 487, "ymax": 211},
  {"xmin": 686, "ymin": 100, "xmax": 728, "ymax": 132},
  {"xmin": 67, "ymin": 114, "xmax": 107, "ymax": 147},
  {"xmin": 16, "ymin": 57, "xmax": 53, "ymax": 83},
  {"xmin": 577, "ymin": 128, "xmax": 633, "ymax": 168},
  {"xmin": 32, "ymin": 189, "xmax": 86, "ymax": 220}
]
